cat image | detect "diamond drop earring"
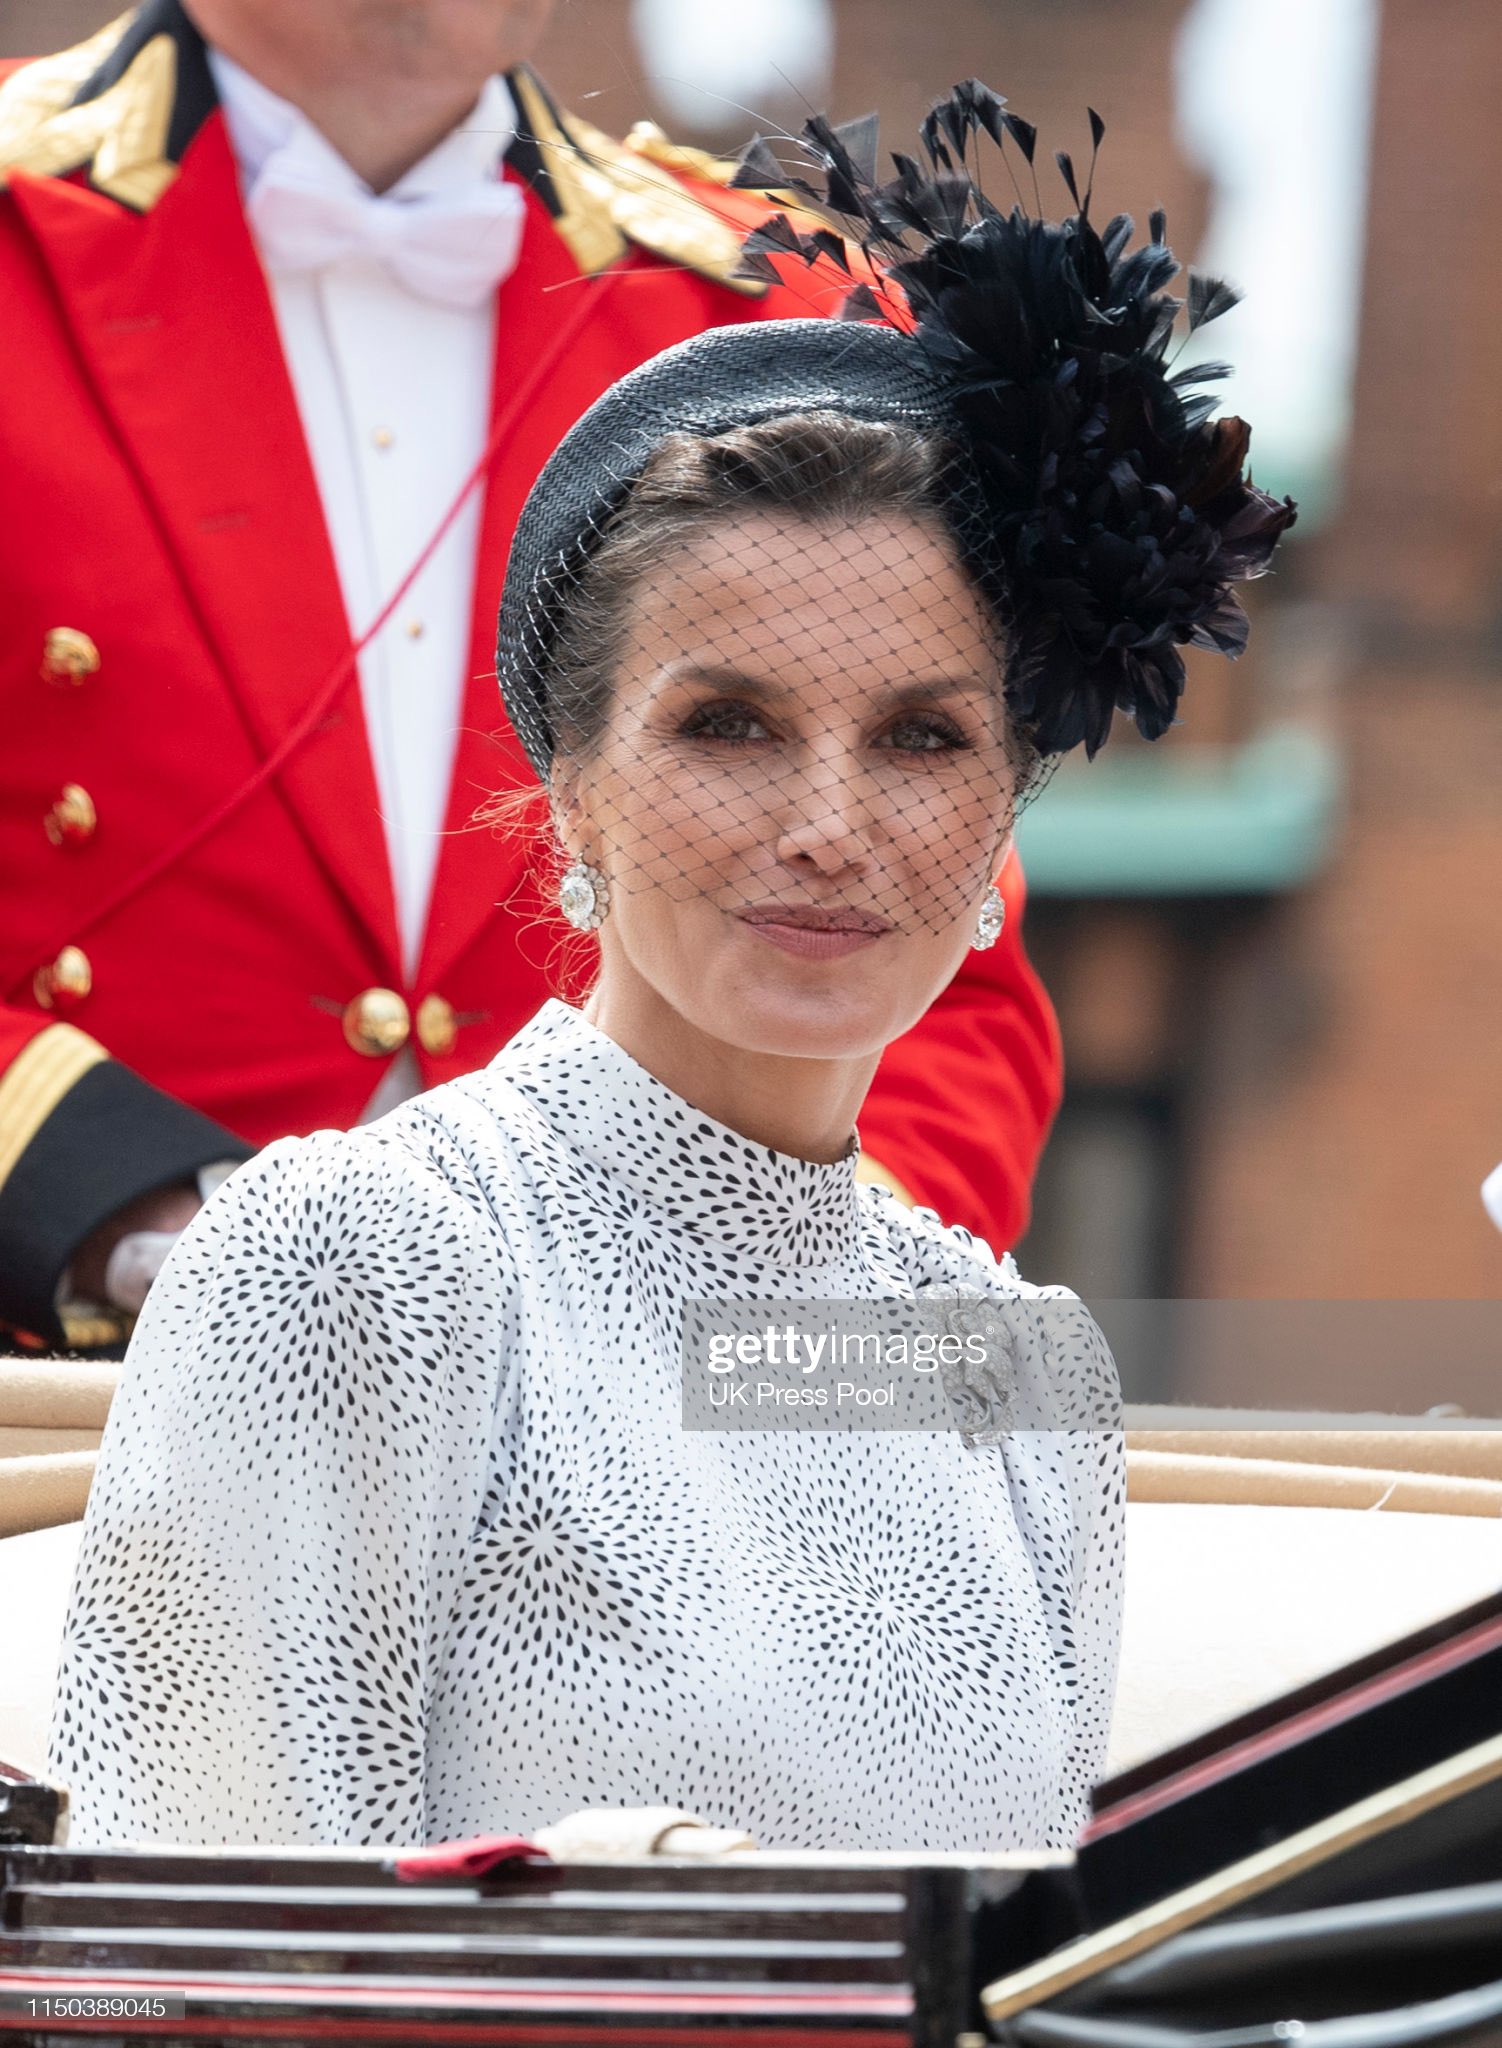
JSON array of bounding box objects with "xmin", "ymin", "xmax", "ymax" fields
[
  {"xmin": 559, "ymin": 859, "xmax": 610, "ymax": 932},
  {"xmin": 971, "ymin": 883, "xmax": 1006, "ymax": 950}
]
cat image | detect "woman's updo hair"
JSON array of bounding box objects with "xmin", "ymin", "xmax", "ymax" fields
[{"xmin": 537, "ymin": 408, "xmax": 1035, "ymax": 785}]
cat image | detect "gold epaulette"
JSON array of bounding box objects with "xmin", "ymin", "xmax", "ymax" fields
[
  {"xmin": 0, "ymin": 26, "xmax": 771, "ymax": 278},
  {"xmin": 620, "ymin": 122, "xmax": 743, "ymax": 187},
  {"xmin": 507, "ymin": 67, "xmax": 767, "ymax": 297},
  {"xmin": 0, "ymin": 10, "xmax": 179, "ymax": 210}
]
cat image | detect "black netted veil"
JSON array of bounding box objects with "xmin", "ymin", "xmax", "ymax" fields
[
  {"xmin": 496, "ymin": 319, "xmax": 954, "ymax": 785},
  {"xmin": 492, "ymin": 81, "xmax": 1297, "ymax": 950}
]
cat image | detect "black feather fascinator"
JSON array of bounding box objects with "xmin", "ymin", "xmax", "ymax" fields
[{"xmin": 734, "ymin": 84, "xmax": 1298, "ymax": 756}]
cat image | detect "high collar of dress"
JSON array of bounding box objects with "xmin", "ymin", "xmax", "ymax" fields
[
  {"xmin": 206, "ymin": 45, "xmax": 517, "ymax": 203},
  {"xmin": 495, "ymin": 1000, "xmax": 867, "ymax": 1268}
]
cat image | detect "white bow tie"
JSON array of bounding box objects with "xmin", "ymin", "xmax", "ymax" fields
[{"xmin": 248, "ymin": 153, "xmax": 527, "ymax": 309}]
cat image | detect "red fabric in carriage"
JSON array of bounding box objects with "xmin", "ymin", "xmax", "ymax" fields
[{"xmin": 392, "ymin": 1833, "xmax": 551, "ymax": 1880}]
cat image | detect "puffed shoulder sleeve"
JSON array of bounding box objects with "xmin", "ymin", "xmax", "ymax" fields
[{"xmin": 45, "ymin": 1126, "xmax": 515, "ymax": 1850}]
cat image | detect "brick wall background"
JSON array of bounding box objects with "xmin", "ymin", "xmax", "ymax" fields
[{"xmin": 1189, "ymin": 0, "xmax": 1502, "ymax": 1309}]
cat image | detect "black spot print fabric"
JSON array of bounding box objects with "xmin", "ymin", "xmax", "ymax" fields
[{"xmin": 48, "ymin": 1000, "xmax": 1124, "ymax": 1851}]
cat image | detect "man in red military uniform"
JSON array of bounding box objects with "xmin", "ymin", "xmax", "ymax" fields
[{"xmin": 0, "ymin": 0, "xmax": 1062, "ymax": 1350}]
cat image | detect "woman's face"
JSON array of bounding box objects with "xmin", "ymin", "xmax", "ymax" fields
[{"xmin": 561, "ymin": 510, "xmax": 1018, "ymax": 1062}]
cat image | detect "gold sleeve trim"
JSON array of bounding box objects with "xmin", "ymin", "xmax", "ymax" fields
[
  {"xmin": 0, "ymin": 19, "xmax": 178, "ymax": 211},
  {"xmin": 854, "ymin": 1154, "xmax": 918, "ymax": 1209},
  {"xmin": 509, "ymin": 67, "xmax": 766, "ymax": 296},
  {"xmin": 0, "ymin": 1024, "xmax": 109, "ymax": 1196}
]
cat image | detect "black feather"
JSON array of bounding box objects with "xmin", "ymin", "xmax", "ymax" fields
[
  {"xmin": 731, "ymin": 248, "xmax": 784, "ymax": 285},
  {"xmin": 1102, "ymin": 212, "xmax": 1133, "ymax": 263},
  {"xmin": 938, "ymin": 91, "xmax": 972, "ymax": 160},
  {"xmin": 1001, "ymin": 112, "xmax": 1037, "ymax": 164},
  {"xmin": 801, "ymin": 113, "xmax": 868, "ymax": 215},
  {"xmin": 729, "ymin": 76, "xmax": 1297, "ymax": 757},
  {"xmin": 808, "ymin": 226, "xmax": 852, "ymax": 275},
  {"xmin": 1082, "ymin": 108, "xmax": 1105, "ymax": 216},
  {"xmin": 730, "ymin": 134, "xmax": 786, "ymax": 191},
  {"xmin": 831, "ymin": 111, "xmax": 880, "ymax": 187},
  {"xmin": 1187, "ymin": 271, "xmax": 1242, "ymax": 330},
  {"xmin": 918, "ymin": 103, "xmax": 953, "ymax": 170},
  {"xmin": 741, "ymin": 214, "xmax": 800, "ymax": 258},
  {"xmin": 957, "ymin": 79, "xmax": 1008, "ymax": 146},
  {"xmin": 837, "ymin": 281, "xmax": 885, "ymax": 321}
]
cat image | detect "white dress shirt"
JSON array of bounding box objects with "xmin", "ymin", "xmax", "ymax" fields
[
  {"xmin": 76, "ymin": 61, "xmax": 524, "ymax": 1316},
  {"xmin": 208, "ymin": 50, "xmax": 518, "ymax": 1013}
]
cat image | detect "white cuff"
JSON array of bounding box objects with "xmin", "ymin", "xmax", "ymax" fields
[
  {"xmin": 532, "ymin": 1806, "xmax": 758, "ymax": 1859},
  {"xmin": 55, "ymin": 1157, "xmax": 242, "ymax": 1313},
  {"xmin": 198, "ymin": 1158, "xmax": 243, "ymax": 1202},
  {"xmin": 102, "ymin": 1231, "xmax": 181, "ymax": 1314}
]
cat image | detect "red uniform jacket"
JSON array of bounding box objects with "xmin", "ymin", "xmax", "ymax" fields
[{"xmin": 0, "ymin": 2, "xmax": 1062, "ymax": 1346}]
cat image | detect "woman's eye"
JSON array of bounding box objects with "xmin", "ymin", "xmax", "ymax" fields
[
  {"xmin": 681, "ymin": 702, "xmax": 772, "ymax": 745},
  {"xmin": 882, "ymin": 715, "xmax": 974, "ymax": 754},
  {"xmin": 678, "ymin": 704, "xmax": 975, "ymax": 753}
]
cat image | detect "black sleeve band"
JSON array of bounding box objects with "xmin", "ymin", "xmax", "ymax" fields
[{"xmin": 0, "ymin": 1060, "xmax": 254, "ymax": 1347}]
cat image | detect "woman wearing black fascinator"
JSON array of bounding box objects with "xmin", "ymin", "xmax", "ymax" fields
[{"xmin": 50, "ymin": 86, "xmax": 1294, "ymax": 1854}]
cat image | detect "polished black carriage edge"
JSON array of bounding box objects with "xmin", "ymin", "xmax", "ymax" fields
[
  {"xmin": 6, "ymin": 1585, "xmax": 1502, "ymax": 2045},
  {"xmin": 0, "ymin": 1821, "xmax": 1069, "ymax": 2047},
  {"xmin": 4, "ymin": 1770, "xmax": 1502, "ymax": 2046}
]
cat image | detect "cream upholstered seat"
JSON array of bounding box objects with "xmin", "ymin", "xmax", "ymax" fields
[
  {"xmin": 0, "ymin": 1360, "xmax": 112, "ymax": 1778},
  {"xmin": 3, "ymin": 1365, "xmax": 1501, "ymax": 1791},
  {"xmin": 1, "ymin": 1517, "xmax": 86, "ymax": 1779},
  {"xmin": 1108, "ymin": 1497, "xmax": 1502, "ymax": 1773}
]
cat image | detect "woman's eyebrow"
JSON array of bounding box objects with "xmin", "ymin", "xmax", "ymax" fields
[{"xmin": 661, "ymin": 664, "xmax": 994, "ymax": 705}]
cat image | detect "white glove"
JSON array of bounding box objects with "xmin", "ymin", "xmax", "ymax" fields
[
  {"xmin": 1483, "ymin": 1161, "xmax": 1502, "ymax": 1234},
  {"xmin": 94, "ymin": 1160, "xmax": 242, "ymax": 1312},
  {"xmin": 102, "ymin": 1230, "xmax": 181, "ymax": 1313},
  {"xmin": 532, "ymin": 1806, "xmax": 758, "ymax": 1859}
]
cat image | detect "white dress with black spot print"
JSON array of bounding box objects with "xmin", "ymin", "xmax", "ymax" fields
[{"xmin": 48, "ymin": 998, "xmax": 1124, "ymax": 1852}]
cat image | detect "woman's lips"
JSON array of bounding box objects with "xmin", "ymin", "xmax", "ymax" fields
[{"xmin": 734, "ymin": 913, "xmax": 889, "ymax": 960}]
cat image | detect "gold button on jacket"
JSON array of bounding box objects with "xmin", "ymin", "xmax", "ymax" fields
[
  {"xmin": 41, "ymin": 628, "xmax": 101, "ymax": 685},
  {"xmin": 34, "ymin": 945, "xmax": 93, "ymax": 1011},
  {"xmin": 415, "ymin": 993, "xmax": 458, "ymax": 1057},
  {"xmin": 342, "ymin": 987, "xmax": 410, "ymax": 1057},
  {"xmin": 43, "ymin": 784, "xmax": 98, "ymax": 846}
]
